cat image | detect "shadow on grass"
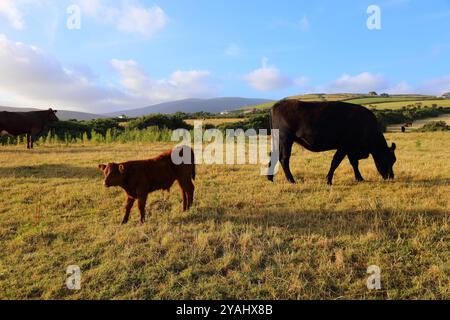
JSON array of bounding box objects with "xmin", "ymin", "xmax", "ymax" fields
[
  {"xmin": 180, "ymin": 207, "xmax": 448, "ymax": 238},
  {"xmin": 0, "ymin": 164, "xmax": 99, "ymax": 179},
  {"xmin": 397, "ymin": 178, "xmax": 450, "ymax": 187}
]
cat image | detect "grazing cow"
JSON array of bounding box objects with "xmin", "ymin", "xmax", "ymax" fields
[
  {"xmin": 0, "ymin": 109, "xmax": 59, "ymax": 149},
  {"xmin": 268, "ymin": 100, "xmax": 397, "ymax": 185},
  {"xmin": 98, "ymin": 146, "xmax": 196, "ymax": 224}
]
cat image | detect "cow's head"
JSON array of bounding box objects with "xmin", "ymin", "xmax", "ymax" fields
[
  {"xmin": 47, "ymin": 108, "xmax": 59, "ymax": 122},
  {"xmin": 375, "ymin": 143, "xmax": 397, "ymax": 180},
  {"xmin": 98, "ymin": 163, "xmax": 126, "ymax": 187}
]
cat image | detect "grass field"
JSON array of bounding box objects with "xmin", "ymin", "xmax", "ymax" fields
[
  {"xmin": 368, "ymin": 99, "xmax": 450, "ymax": 110},
  {"xmin": 345, "ymin": 95, "xmax": 437, "ymax": 106},
  {"xmin": 0, "ymin": 132, "xmax": 449, "ymax": 299}
]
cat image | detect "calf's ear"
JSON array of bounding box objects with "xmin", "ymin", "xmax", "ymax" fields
[
  {"xmin": 98, "ymin": 164, "xmax": 106, "ymax": 171},
  {"xmin": 119, "ymin": 164, "xmax": 126, "ymax": 174}
]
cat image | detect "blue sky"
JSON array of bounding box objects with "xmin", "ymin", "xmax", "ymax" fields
[{"xmin": 0, "ymin": 0, "xmax": 450, "ymax": 112}]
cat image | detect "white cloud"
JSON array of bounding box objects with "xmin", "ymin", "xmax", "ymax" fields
[
  {"xmin": 0, "ymin": 35, "xmax": 218, "ymax": 113},
  {"xmin": 310, "ymin": 72, "xmax": 450, "ymax": 95},
  {"xmin": 386, "ymin": 81, "xmax": 413, "ymax": 94},
  {"xmin": 225, "ymin": 43, "xmax": 240, "ymax": 57},
  {"xmin": 270, "ymin": 15, "xmax": 310, "ymax": 32},
  {"xmin": 111, "ymin": 59, "xmax": 219, "ymax": 103},
  {"xmin": 77, "ymin": 0, "xmax": 168, "ymax": 36},
  {"xmin": 0, "ymin": 34, "xmax": 135, "ymax": 113},
  {"xmin": 420, "ymin": 75, "xmax": 450, "ymax": 95},
  {"xmin": 316, "ymin": 72, "xmax": 388, "ymax": 93},
  {"xmin": 294, "ymin": 76, "xmax": 309, "ymax": 87},
  {"xmin": 244, "ymin": 57, "xmax": 295, "ymax": 92},
  {"xmin": 298, "ymin": 16, "xmax": 310, "ymax": 32},
  {"xmin": 0, "ymin": 0, "xmax": 31, "ymax": 29}
]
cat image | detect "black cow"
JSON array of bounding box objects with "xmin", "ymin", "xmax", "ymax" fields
[
  {"xmin": 267, "ymin": 100, "xmax": 397, "ymax": 185},
  {"xmin": 0, "ymin": 109, "xmax": 59, "ymax": 149}
]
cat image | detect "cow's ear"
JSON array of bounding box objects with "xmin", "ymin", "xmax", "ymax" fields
[
  {"xmin": 391, "ymin": 143, "xmax": 397, "ymax": 151},
  {"xmin": 98, "ymin": 164, "xmax": 106, "ymax": 171},
  {"xmin": 118, "ymin": 164, "xmax": 126, "ymax": 174}
]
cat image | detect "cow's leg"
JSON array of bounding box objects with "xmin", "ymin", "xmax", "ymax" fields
[
  {"xmin": 267, "ymin": 152, "xmax": 274, "ymax": 182},
  {"xmin": 26, "ymin": 134, "xmax": 31, "ymax": 149},
  {"xmin": 327, "ymin": 150, "xmax": 346, "ymax": 185},
  {"xmin": 122, "ymin": 197, "xmax": 135, "ymax": 225},
  {"xmin": 181, "ymin": 189, "xmax": 187, "ymax": 211},
  {"xmin": 348, "ymin": 156, "xmax": 364, "ymax": 182},
  {"xmin": 279, "ymin": 134, "xmax": 296, "ymax": 184},
  {"xmin": 137, "ymin": 195, "xmax": 148, "ymax": 224}
]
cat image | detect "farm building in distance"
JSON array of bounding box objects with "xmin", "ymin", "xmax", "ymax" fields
[{"xmin": 441, "ymin": 92, "xmax": 450, "ymax": 98}]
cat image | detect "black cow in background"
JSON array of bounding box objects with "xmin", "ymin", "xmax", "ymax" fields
[
  {"xmin": 0, "ymin": 109, "xmax": 59, "ymax": 149},
  {"xmin": 268, "ymin": 100, "xmax": 397, "ymax": 185}
]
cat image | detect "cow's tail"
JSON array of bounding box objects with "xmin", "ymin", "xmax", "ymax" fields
[
  {"xmin": 191, "ymin": 148, "xmax": 196, "ymax": 181},
  {"xmin": 269, "ymin": 107, "xmax": 273, "ymax": 133},
  {"xmin": 267, "ymin": 106, "xmax": 276, "ymax": 181},
  {"xmin": 268, "ymin": 106, "xmax": 274, "ymax": 158}
]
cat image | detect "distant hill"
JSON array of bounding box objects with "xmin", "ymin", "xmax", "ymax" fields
[
  {"xmin": 104, "ymin": 97, "xmax": 275, "ymax": 117},
  {"xmin": 0, "ymin": 106, "xmax": 105, "ymax": 121}
]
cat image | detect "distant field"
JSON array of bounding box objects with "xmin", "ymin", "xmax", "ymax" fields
[
  {"xmin": 345, "ymin": 95, "xmax": 437, "ymax": 106},
  {"xmin": 289, "ymin": 93, "xmax": 363, "ymax": 101},
  {"xmin": 369, "ymin": 99, "xmax": 450, "ymax": 110},
  {"xmin": 0, "ymin": 132, "xmax": 449, "ymax": 299},
  {"xmin": 247, "ymin": 102, "xmax": 276, "ymax": 110}
]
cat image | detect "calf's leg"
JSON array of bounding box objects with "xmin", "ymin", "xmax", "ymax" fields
[
  {"xmin": 137, "ymin": 195, "xmax": 148, "ymax": 224},
  {"xmin": 327, "ymin": 150, "xmax": 346, "ymax": 185},
  {"xmin": 122, "ymin": 197, "xmax": 135, "ymax": 224},
  {"xmin": 179, "ymin": 178, "xmax": 195, "ymax": 211},
  {"xmin": 186, "ymin": 181, "xmax": 194, "ymax": 210}
]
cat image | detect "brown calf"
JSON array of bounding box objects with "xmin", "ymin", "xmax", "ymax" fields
[{"xmin": 98, "ymin": 146, "xmax": 195, "ymax": 224}]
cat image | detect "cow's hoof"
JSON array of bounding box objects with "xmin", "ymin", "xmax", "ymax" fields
[
  {"xmin": 356, "ymin": 177, "xmax": 365, "ymax": 182},
  {"xmin": 327, "ymin": 180, "xmax": 333, "ymax": 186}
]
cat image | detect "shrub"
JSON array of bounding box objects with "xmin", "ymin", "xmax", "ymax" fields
[
  {"xmin": 127, "ymin": 114, "xmax": 192, "ymax": 131},
  {"xmin": 416, "ymin": 121, "xmax": 450, "ymax": 132}
]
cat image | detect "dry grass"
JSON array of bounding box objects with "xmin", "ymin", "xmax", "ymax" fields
[{"xmin": 0, "ymin": 132, "xmax": 449, "ymax": 300}]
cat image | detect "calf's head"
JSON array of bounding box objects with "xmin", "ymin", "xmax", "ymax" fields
[
  {"xmin": 374, "ymin": 143, "xmax": 397, "ymax": 180},
  {"xmin": 98, "ymin": 163, "xmax": 126, "ymax": 187}
]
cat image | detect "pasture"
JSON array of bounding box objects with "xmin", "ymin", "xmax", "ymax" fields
[
  {"xmin": 0, "ymin": 132, "xmax": 449, "ymax": 299},
  {"xmin": 368, "ymin": 99, "xmax": 450, "ymax": 110}
]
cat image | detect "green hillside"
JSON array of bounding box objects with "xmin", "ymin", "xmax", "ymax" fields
[{"xmin": 242, "ymin": 94, "xmax": 449, "ymax": 111}]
